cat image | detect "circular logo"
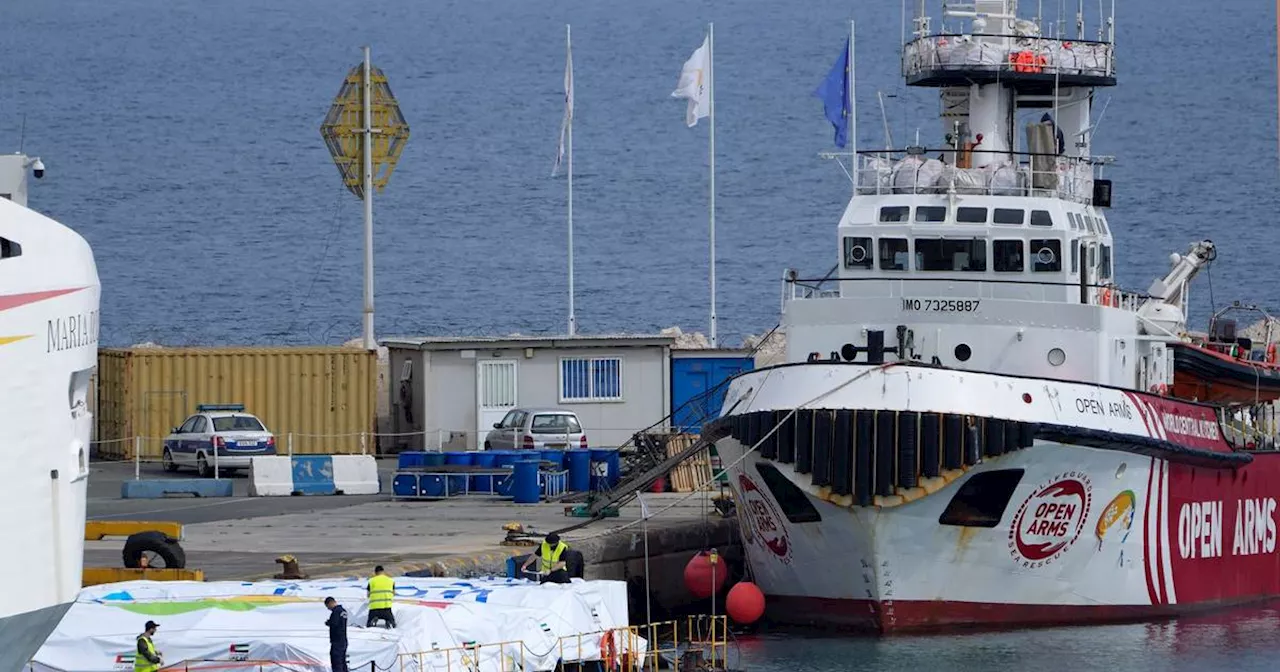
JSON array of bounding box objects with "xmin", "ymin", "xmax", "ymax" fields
[
  {"xmin": 1008, "ymin": 471, "xmax": 1093, "ymax": 568},
  {"xmin": 737, "ymin": 473, "xmax": 792, "ymax": 564}
]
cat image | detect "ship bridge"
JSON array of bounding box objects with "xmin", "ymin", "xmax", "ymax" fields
[{"xmin": 787, "ymin": 1, "xmax": 1161, "ymax": 390}]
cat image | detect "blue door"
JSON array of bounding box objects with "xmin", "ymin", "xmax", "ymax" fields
[{"xmin": 671, "ymin": 357, "xmax": 754, "ymax": 431}]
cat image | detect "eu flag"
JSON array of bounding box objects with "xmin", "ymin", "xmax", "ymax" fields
[{"xmin": 813, "ymin": 37, "xmax": 851, "ymax": 148}]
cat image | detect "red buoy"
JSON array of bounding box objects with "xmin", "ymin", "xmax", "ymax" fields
[
  {"xmin": 725, "ymin": 581, "xmax": 766, "ymax": 624},
  {"xmin": 683, "ymin": 550, "xmax": 727, "ymax": 599}
]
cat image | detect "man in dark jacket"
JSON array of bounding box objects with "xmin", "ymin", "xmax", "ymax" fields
[{"xmin": 324, "ymin": 597, "xmax": 349, "ymax": 672}]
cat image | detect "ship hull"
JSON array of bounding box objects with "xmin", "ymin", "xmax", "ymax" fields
[
  {"xmin": 713, "ymin": 362, "xmax": 1280, "ymax": 633},
  {"xmin": 0, "ymin": 197, "xmax": 100, "ymax": 663}
]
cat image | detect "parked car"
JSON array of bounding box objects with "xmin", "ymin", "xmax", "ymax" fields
[
  {"xmin": 161, "ymin": 403, "xmax": 276, "ymax": 477},
  {"xmin": 484, "ymin": 408, "xmax": 587, "ymax": 450}
]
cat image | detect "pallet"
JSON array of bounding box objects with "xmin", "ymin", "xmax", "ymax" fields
[{"xmin": 665, "ymin": 433, "xmax": 714, "ymax": 493}]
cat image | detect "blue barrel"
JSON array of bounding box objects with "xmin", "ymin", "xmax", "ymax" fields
[
  {"xmin": 589, "ymin": 448, "xmax": 621, "ymax": 490},
  {"xmin": 422, "ymin": 452, "xmax": 446, "ymax": 468},
  {"xmin": 444, "ymin": 452, "xmax": 473, "ymax": 494},
  {"xmin": 565, "ymin": 449, "xmax": 591, "ymax": 492},
  {"xmin": 392, "ymin": 473, "xmax": 419, "ymax": 498},
  {"xmin": 512, "ymin": 459, "xmax": 541, "ymax": 504},
  {"xmin": 492, "ymin": 451, "xmax": 519, "ymax": 496},
  {"xmin": 398, "ymin": 452, "xmax": 428, "ymax": 470},
  {"xmin": 470, "ymin": 451, "xmax": 498, "ymax": 494},
  {"xmin": 540, "ymin": 449, "xmax": 566, "ymax": 470},
  {"xmin": 419, "ymin": 474, "xmax": 447, "ymax": 498}
]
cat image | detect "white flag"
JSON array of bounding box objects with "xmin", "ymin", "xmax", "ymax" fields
[
  {"xmin": 670, "ymin": 36, "xmax": 711, "ymax": 127},
  {"xmin": 638, "ymin": 492, "xmax": 650, "ymax": 519},
  {"xmin": 552, "ymin": 29, "xmax": 574, "ymax": 177}
]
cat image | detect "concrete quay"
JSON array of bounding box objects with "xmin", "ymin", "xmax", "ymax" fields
[{"xmin": 85, "ymin": 460, "xmax": 740, "ymax": 613}]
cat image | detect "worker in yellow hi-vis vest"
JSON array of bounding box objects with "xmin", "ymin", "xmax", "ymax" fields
[
  {"xmin": 366, "ymin": 565, "xmax": 397, "ymax": 628},
  {"xmin": 134, "ymin": 620, "xmax": 162, "ymax": 672},
  {"xmin": 521, "ymin": 533, "xmax": 571, "ymax": 584}
]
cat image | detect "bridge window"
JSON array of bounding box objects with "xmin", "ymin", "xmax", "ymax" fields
[
  {"xmin": 1084, "ymin": 216, "xmax": 1097, "ymax": 234},
  {"xmin": 916, "ymin": 238, "xmax": 987, "ymax": 271},
  {"xmin": 1097, "ymin": 217, "xmax": 1110, "ymax": 235},
  {"xmin": 1068, "ymin": 213, "xmax": 1080, "ymax": 230},
  {"xmin": 993, "ymin": 208, "xmax": 1025, "ymax": 225},
  {"xmin": 1030, "ymin": 210, "xmax": 1054, "ymax": 227},
  {"xmin": 879, "ymin": 206, "xmax": 909, "ymax": 223},
  {"xmin": 0, "ymin": 236, "xmax": 19, "ymax": 259},
  {"xmin": 878, "ymin": 238, "xmax": 909, "ymax": 270},
  {"xmin": 1031, "ymin": 239, "xmax": 1062, "ymax": 272},
  {"xmin": 916, "ymin": 206, "xmax": 947, "ymax": 223},
  {"xmin": 956, "ymin": 207, "xmax": 987, "ymax": 224},
  {"xmin": 993, "ymin": 240, "xmax": 1024, "ymax": 272},
  {"xmin": 1099, "ymin": 244, "xmax": 1113, "ymax": 279},
  {"xmin": 843, "ymin": 236, "xmax": 873, "ymax": 269}
]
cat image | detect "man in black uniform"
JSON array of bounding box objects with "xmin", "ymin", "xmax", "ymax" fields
[{"xmin": 323, "ymin": 597, "xmax": 349, "ymax": 672}]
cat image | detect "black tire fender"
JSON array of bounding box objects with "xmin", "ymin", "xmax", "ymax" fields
[{"xmin": 122, "ymin": 530, "xmax": 187, "ymax": 569}]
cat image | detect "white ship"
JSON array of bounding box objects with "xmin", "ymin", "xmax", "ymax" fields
[
  {"xmin": 713, "ymin": 1, "xmax": 1280, "ymax": 632},
  {"xmin": 0, "ymin": 154, "xmax": 100, "ymax": 667}
]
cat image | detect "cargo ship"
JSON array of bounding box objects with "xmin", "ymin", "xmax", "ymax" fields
[
  {"xmin": 0, "ymin": 155, "xmax": 101, "ymax": 667},
  {"xmin": 710, "ymin": 0, "xmax": 1280, "ymax": 632}
]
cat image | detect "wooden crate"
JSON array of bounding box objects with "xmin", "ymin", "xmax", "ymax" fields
[{"xmin": 665, "ymin": 433, "xmax": 714, "ymax": 493}]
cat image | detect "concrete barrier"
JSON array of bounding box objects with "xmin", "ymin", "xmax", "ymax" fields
[
  {"xmin": 248, "ymin": 457, "xmax": 294, "ymax": 497},
  {"xmin": 250, "ymin": 455, "xmax": 381, "ymax": 496},
  {"xmin": 120, "ymin": 479, "xmax": 234, "ymax": 499},
  {"xmin": 332, "ymin": 455, "xmax": 380, "ymax": 495}
]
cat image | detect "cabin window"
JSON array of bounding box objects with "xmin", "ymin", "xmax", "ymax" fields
[
  {"xmin": 1099, "ymin": 244, "xmax": 1113, "ymax": 279},
  {"xmin": 915, "ymin": 238, "xmax": 987, "ymax": 272},
  {"xmin": 1087, "ymin": 245, "xmax": 1096, "ymax": 273},
  {"xmin": 1031, "ymin": 239, "xmax": 1062, "ymax": 272},
  {"xmin": 0, "ymin": 236, "xmax": 19, "ymax": 259},
  {"xmin": 956, "ymin": 207, "xmax": 987, "ymax": 224},
  {"xmin": 915, "ymin": 206, "xmax": 947, "ymax": 223},
  {"xmin": 993, "ymin": 208, "xmax": 1025, "ymax": 225},
  {"xmin": 1096, "ymin": 217, "xmax": 1110, "ymax": 235},
  {"xmin": 939, "ymin": 469, "xmax": 1026, "ymax": 528},
  {"xmin": 1067, "ymin": 213, "xmax": 1079, "ymax": 230},
  {"xmin": 1084, "ymin": 216, "xmax": 1097, "ymax": 234},
  {"xmin": 754, "ymin": 462, "xmax": 822, "ymax": 523},
  {"xmin": 879, "ymin": 206, "xmax": 910, "ymax": 223},
  {"xmin": 879, "ymin": 238, "xmax": 909, "ymax": 270},
  {"xmin": 843, "ymin": 236, "xmax": 873, "ymax": 269},
  {"xmin": 1030, "ymin": 210, "xmax": 1054, "ymax": 227},
  {"xmin": 1071, "ymin": 240, "xmax": 1079, "ymax": 273},
  {"xmin": 993, "ymin": 240, "xmax": 1024, "ymax": 272}
]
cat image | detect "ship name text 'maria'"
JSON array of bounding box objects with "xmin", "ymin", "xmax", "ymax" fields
[
  {"xmin": 47, "ymin": 310, "xmax": 98, "ymax": 353},
  {"xmin": 1178, "ymin": 498, "xmax": 1277, "ymax": 560}
]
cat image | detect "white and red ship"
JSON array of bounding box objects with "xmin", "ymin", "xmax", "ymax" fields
[{"xmin": 712, "ymin": 0, "xmax": 1280, "ymax": 633}]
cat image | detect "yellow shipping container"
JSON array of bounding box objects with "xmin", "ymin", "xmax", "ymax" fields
[{"xmin": 95, "ymin": 346, "xmax": 376, "ymax": 458}]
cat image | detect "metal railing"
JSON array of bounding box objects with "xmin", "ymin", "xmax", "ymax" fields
[
  {"xmin": 902, "ymin": 33, "xmax": 1116, "ymax": 81},
  {"xmin": 852, "ymin": 149, "xmax": 1106, "ymax": 204}
]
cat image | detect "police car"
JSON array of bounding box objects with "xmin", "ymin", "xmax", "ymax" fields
[{"xmin": 161, "ymin": 404, "xmax": 277, "ymax": 477}]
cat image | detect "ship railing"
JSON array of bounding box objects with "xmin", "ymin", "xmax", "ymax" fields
[
  {"xmin": 844, "ymin": 149, "xmax": 1111, "ymax": 205},
  {"xmin": 1220, "ymin": 406, "xmax": 1280, "ymax": 452},
  {"xmin": 783, "ymin": 275, "xmax": 1146, "ymax": 312},
  {"xmin": 902, "ymin": 33, "xmax": 1115, "ymax": 82}
]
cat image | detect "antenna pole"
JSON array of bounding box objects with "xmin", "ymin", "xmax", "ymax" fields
[{"xmin": 361, "ymin": 46, "xmax": 375, "ymax": 351}]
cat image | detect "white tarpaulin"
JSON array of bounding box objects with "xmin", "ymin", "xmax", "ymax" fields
[{"xmin": 29, "ymin": 577, "xmax": 642, "ymax": 672}]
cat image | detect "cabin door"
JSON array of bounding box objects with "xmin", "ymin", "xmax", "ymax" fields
[{"xmin": 476, "ymin": 360, "xmax": 518, "ymax": 449}]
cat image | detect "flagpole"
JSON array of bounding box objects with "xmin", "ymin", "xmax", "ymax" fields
[
  {"xmin": 639, "ymin": 491, "xmax": 652, "ymax": 625},
  {"xmin": 848, "ymin": 20, "xmax": 857, "ymax": 200},
  {"xmin": 708, "ymin": 22, "xmax": 718, "ymax": 348},
  {"xmin": 361, "ymin": 45, "xmax": 376, "ymax": 350},
  {"xmin": 566, "ymin": 24, "xmax": 577, "ymax": 336}
]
